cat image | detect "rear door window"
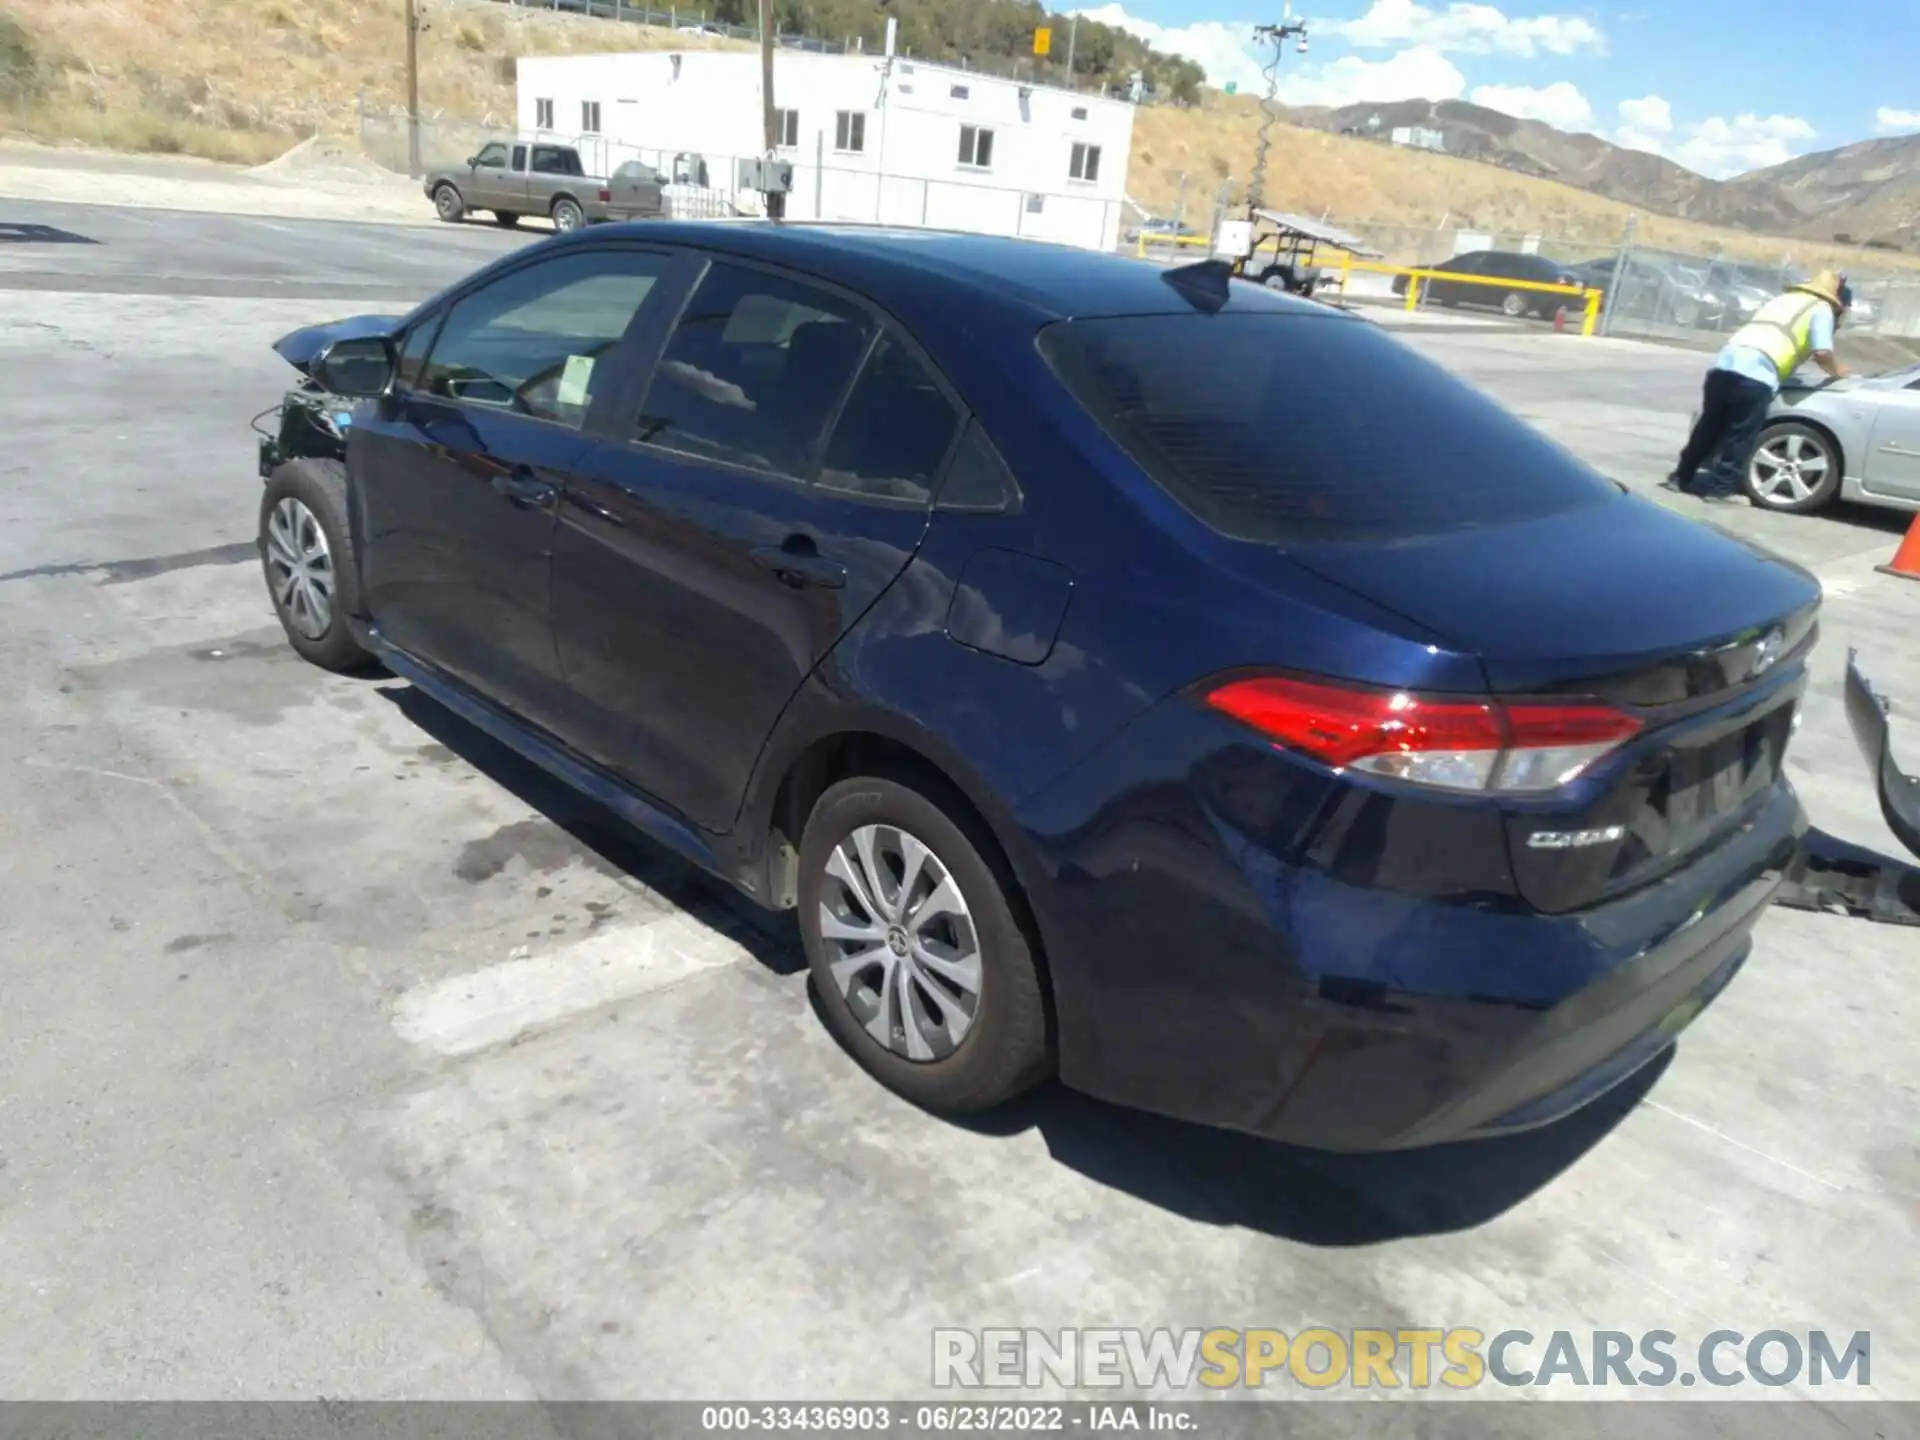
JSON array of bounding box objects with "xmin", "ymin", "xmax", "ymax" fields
[
  {"xmin": 419, "ymin": 249, "xmax": 668, "ymax": 428},
  {"xmin": 1037, "ymin": 312, "xmax": 1617, "ymax": 544},
  {"xmin": 817, "ymin": 333, "xmax": 963, "ymax": 506},
  {"xmin": 636, "ymin": 260, "xmax": 875, "ymax": 477}
]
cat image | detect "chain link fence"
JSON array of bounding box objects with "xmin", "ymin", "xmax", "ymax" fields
[
  {"xmin": 1276, "ymin": 217, "xmax": 1920, "ymax": 348},
  {"xmin": 360, "ymin": 106, "xmax": 1124, "ymax": 245}
]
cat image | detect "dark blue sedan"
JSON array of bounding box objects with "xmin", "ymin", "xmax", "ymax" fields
[{"xmin": 258, "ymin": 222, "xmax": 1818, "ymax": 1151}]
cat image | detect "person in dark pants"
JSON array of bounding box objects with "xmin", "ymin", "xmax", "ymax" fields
[{"xmin": 1662, "ymin": 270, "xmax": 1851, "ymax": 505}]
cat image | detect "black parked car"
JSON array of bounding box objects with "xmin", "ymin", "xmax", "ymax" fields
[
  {"xmin": 1392, "ymin": 248, "xmax": 1586, "ymax": 319},
  {"xmin": 255, "ymin": 225, "xmax": 1820, "ymax": 1151}
]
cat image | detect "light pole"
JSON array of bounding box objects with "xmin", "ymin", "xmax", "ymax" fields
[
  {"xmin": 405, "ymin": 0, "xmax": 423, "ymax": 179},
  {"xmin": 1246, "ymin": 6, "xmax": 1308, "ymax": 218},
  {"xmin": 758, "ymin": 0, "xmax": 784, "ymax": 218}
]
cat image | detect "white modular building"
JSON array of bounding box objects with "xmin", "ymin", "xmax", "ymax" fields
[{"xmin": 514, "ymin": 47, "xmax": 1136, "ymax": 251}]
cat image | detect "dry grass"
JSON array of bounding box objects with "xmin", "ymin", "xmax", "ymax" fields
[
  {"xmin": 0, "ymin": 0, "xmax": 747, "ymax": 157},
  {"xmin": 3, "ymin": 0, "xmax": 1913, "ymax": 275}
]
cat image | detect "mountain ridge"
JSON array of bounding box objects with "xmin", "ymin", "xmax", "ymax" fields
[{"xmin": 1277, "ymin": 97, "xmax": 1919, "ymax": 249}]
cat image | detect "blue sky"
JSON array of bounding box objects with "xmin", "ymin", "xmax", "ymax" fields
[{"xmin": 1071, "ymin": 0, "xmax": 1919, "ymax": 177}]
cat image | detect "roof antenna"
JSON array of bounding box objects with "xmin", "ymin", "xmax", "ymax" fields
[{"xmin": 1161, "ymin": 257, "xmax": 1233, "ymax": 313}]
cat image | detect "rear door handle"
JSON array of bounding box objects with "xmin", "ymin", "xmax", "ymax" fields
[
  {"xmin": 492, "ymin": 467, "xmax": 558, "ymax": 510},
  {"xmin": 751, "ymin": 544, "xmax": 845, "ymax": 590}
]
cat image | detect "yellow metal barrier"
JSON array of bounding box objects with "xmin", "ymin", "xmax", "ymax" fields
[
  {"xmin": 1131, "ymin": 236, "xmax": 1604, "ymax": 338},
  {"xmin": 1133, "ymin": 231, "xmax": 1212, "ymax": 259},
  {"xmin": 1335, "ymin": 255, "xmax": 1603, "ymax": 337}
]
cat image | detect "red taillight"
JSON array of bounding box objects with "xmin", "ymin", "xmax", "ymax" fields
[
  {"xmin": 598, "ymin": 187, "xmax": 611, "ymax": 202},
  {"xmin": 1204, "ymin": 675, "xmax": 1642, "ymax": 794}
]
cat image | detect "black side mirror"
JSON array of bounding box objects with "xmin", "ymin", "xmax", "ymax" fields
[{"xmin": 313, "ymin": 336, "xmax": 396, "ymax": 398}]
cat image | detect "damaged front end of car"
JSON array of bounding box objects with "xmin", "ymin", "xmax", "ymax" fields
[
  {"xmin": 1773, "ymin": 650, "xmax": 1920, "ymax": 925},
  {"xmin": 254, "ymin": 313, "xmax": 403, "ymax": 477}
]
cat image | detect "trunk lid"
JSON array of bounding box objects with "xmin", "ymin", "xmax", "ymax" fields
[{"xmin": 1285, "ymin": 496, "xmax": 1821, "ymax": 913}]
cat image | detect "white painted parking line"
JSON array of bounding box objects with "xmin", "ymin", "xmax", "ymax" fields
[{"xmin": 392, "ymin": 914, "xmax": 749, "ymax": 1058}]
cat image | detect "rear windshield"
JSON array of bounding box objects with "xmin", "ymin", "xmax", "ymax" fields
[{"xmin": 1037, "ymin": 312, "xmax": 1617, "ymax": 544}]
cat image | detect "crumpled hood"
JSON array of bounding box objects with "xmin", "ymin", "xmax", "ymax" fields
[{"xmin": 272, "ymin": 314, "xmax": 404, "ymax": 379}]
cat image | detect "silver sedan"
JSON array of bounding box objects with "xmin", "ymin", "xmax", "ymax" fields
[{"xmin": 1740, "ymin": 363, "xmax": 1920, "ymax": 515}]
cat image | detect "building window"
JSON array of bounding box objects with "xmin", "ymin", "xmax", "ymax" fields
[
  {"xmin": 950, "ymin": 84, "xmax": 970, "ymax": 100},
  {"xmin": 1069, "ymin": 141, "xmax": 1101, "ymax": 182},
  {"xmin": 535, "ymin": 98, "xmax": 554, "ymax": 130},
  {"xmin": 774, "ymin": 107, "xmax": 800, "ymax": 147},
  {"xmin": 1071, "ymin": 106, "xmax": 1088, "ymax": 120},
  {"xmin": 834, "ymin": 110, "xmax": 866, "ymax": 153},
  {"xmin": 581, "ymin": 100, "xmax": 602, "ymax": 135},
  {"xmin": 958, "ymin": 124, "xmax": 994, "ymax": 169}
]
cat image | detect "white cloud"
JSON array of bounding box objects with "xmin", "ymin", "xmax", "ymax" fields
[
  {"xmin": 1613, "ymin": 93, "xmax": 1673, "ymax": 153},
  {"xmin": 1673, "ymin": 113, "xmax": 1817, "ymax": 177},
  {"xmin": 1602, "ymin": 99, "xmax": 1814, "ymax": 176},
  {"xmin": 1072, "ymin": 4, "xmax": 1465, "ymax": 106},
  {"xmin": 1467, "ymin": 80, "xmax": 1593, "ymax": 129},
  {"xmin": 1874, "ymin": 106, "xmax": 1920, "ymax": 134},
  {"xmin": 1323, "ymin": 0, "xmax": 1605, "ymax": 57},
  {"xmin": 1279, "ymin": 45, "xmax": 1468, "ymax": 107},
  {"xmin": 1070, "ymin": 4, "xmax": 1270, "ymax": 92}
]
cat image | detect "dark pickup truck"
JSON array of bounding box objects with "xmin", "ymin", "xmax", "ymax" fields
[{"xmin": 425, "ymin": 141, "xmax": 664, "ymax": 232}]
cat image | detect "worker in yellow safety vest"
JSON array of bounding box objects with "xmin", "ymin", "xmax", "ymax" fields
[{"xmin": 1662, "ymin": 270, "xmax": 1852, "ymax": 504}]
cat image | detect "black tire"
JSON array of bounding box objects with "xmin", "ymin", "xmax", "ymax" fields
[
  {"xmin": 1744, "ymin": 421, "xmax": 1843, "ymax": 515},
  {"xmin": 1501, "ymin": 290, "xmax": 1528, "ymax": 319},
  {"xmin": 798, "ymin": 774, "xmax": 1052, "ymax": 1114},
  {"xmin": 257, "ymin": 458, "xmax": 374, "ymax": 673},
  {"xmin": 432, "ymin": 183, "xmax": 465, "ymax": 223},
  {"xmin": 493, "ymin": 210, "xmax": 520, "ymax": 227},
  {"xmin": 551, "ymin": 196, "xmax": 585, "ymax": 232}
]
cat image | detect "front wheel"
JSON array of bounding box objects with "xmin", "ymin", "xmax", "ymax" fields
[
  {"xmin": 431, "ymin": 184, "xmax": 465, "ymax": 223},
  {"xmin": 258, "ymin": 459, "xmax": 374, "ymax": 672},
  {"xmin": 798, "ymin": 775, "xmax": 1052, "ymax": 1114},
  {"xmin": 1747, "ymin": 423, "xmax": 1841, "ymax": 514},
  {"xmin": 1500, "ymin": 290, "xmax": 1528, "ymax": 319},
  {"xmin": 551, "ymin": 197, "xmax": 585, "ymax": 232}
]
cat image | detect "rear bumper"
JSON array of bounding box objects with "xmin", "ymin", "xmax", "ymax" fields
[{"xmin": 1018, "ymin": 714, "xmax": 1805, "ymax": 1151}]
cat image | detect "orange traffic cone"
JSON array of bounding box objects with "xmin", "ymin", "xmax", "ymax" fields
[{"xmin": 1878, "ymin": 512, "xmax": 1920, "ymax": 582}]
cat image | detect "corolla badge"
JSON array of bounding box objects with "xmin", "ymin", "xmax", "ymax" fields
[{"xmin": 1749, "ymin": 627, "xmax": 1785, "ymax": 678}]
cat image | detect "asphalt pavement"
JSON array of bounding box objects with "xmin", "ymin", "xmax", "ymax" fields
[{"xmin": 1, "ymin": 199, "xmax": 1916, "ymax": 1417}]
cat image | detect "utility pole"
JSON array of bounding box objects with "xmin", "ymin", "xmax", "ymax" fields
[
  {"xmin": 1247, "ymin": 6, "xmax": 1307, "ymax": 217},
  {"xmin": 405, "ymin": 0, "xmax": 423, "ymax": 179},
  {"xmin": 1065, "ymin": 12, "xmax": 1078, "ymax": 78},
  {"xmin": 757, "ymin": 0, "xmax": 784, "ymax": 218}
]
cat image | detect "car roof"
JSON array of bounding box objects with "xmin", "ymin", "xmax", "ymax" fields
[{"xmin": 544, "ymin": 220, "xmax": 1323, "ymax": 328}]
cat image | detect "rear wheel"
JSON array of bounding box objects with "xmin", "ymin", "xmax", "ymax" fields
[
  {"xmin": 1501, "ymin": 290, "xmax": 1528, "ymax": 319},
  {"xmin": 1747, "ymin": 422, "xmax": 1841, "ymax": 514},
  {"xmin": 551, "ymin": 196, "xmax": 585, "ymax": 233},
  {"xmin": 798, "ymin": 775, "xmax": 1052, "ymax": 1114},
  {"xmin": 431, "ymin": 183, "xmax": 465, "ymax": 223},
  {"xmin": 493, "ymin": 210, "xmax": 520, "ymax": 227},
  {"xmin": 257, "ymin": 459, "xmax": 373, "ymax": 673}
]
